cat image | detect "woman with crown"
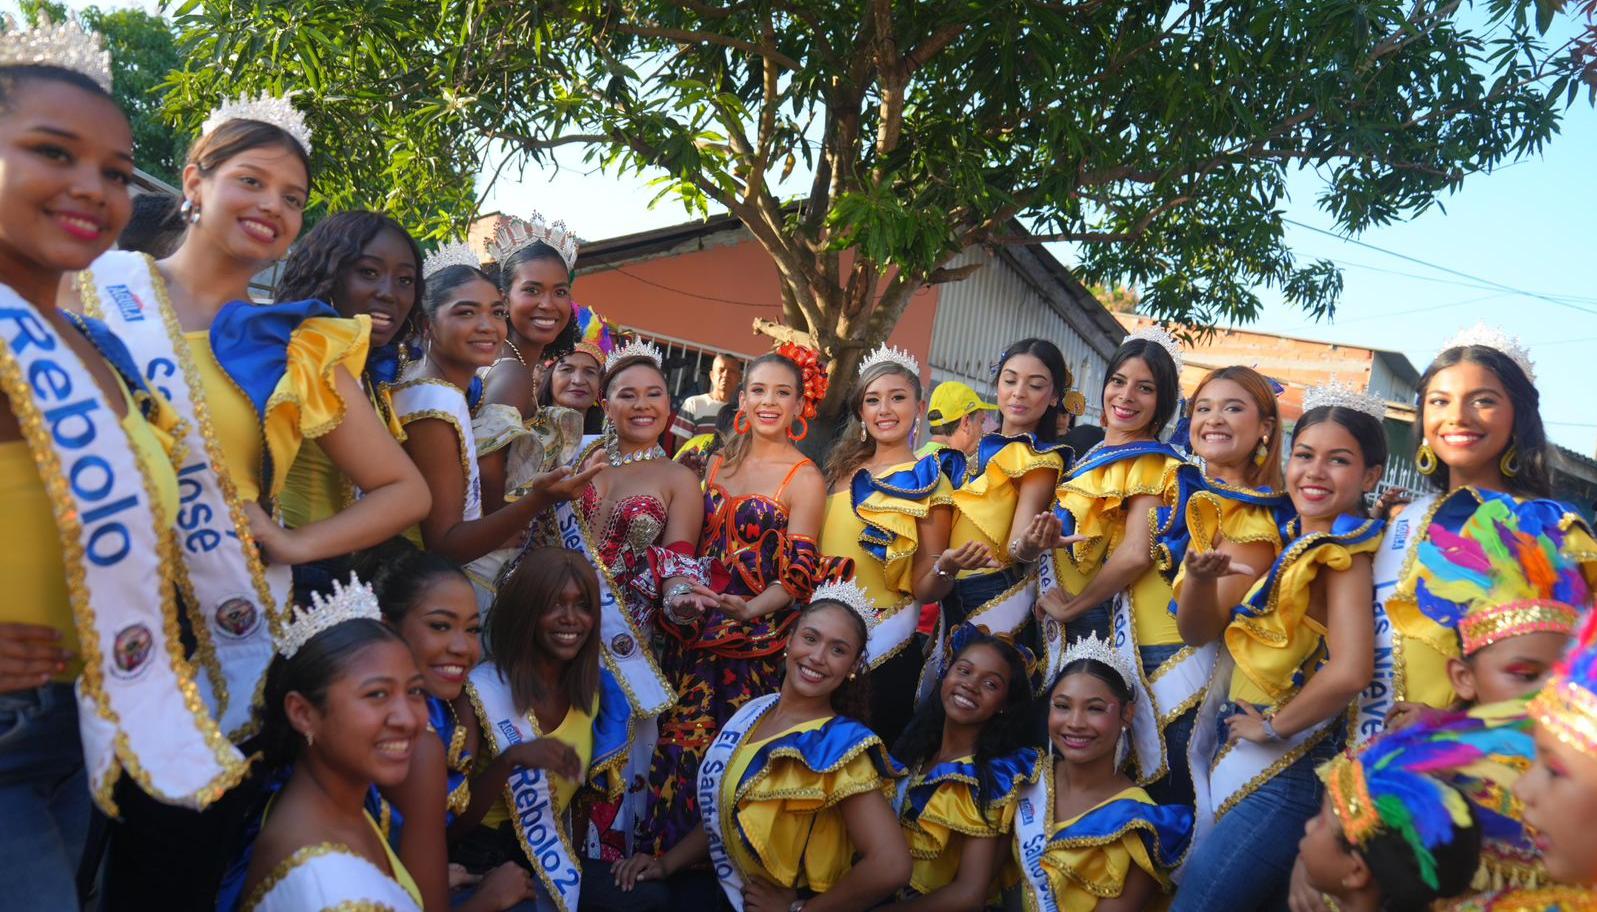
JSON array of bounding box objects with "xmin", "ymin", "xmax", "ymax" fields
[
  {"xmin": 231, "ymin": 576, "xmax": 426, "ymax": 911},
  {"xmin": 819, "ymin": 343, "xmax": 963, "ymax": 744},
  {"xmin": 639, "ymin": 346, "xmax": 851, "ymax": 860},
  {"xmin": 1036, "ymin": 328, "xmax": 1204, "ymax": 807},
  {"xmin": 557, "ymin": 338, "xmax": 716, "ymax": 879},
  {"xmin": 537, "ymin": 304, "xmax": 613, "ymax": 437},
  {"xmin": 615, "ymin": 580, "xmax": 913, "ymax": 912},
  {"xmin": 1010, "ymin": 634, "xmax": 1193, "ymax": 912},
  {"xmin": 1378, "ymin": 325, "xmax": 1597, "ymax": 736},
  {"xmin": 925, "ymin": 339, "xmax": 1077, "ymax": 697},
  {"xmin": 882, "ymin": 624, "xmax": 1042, "ymax": 910},
  {"xmin": 478, "ymin": 211, "xmax": 580, "ymax": 432},
  {"xmin": 274, "ymin": 210, "xmax": 424, "ymax": 598},
  {"xmin": 0, "ymin": 20, "xmax": 248, "ymax": 910},
  {"xmin": 1171, "ymin": 385, "xmax": 1389, "ymax": 911}
]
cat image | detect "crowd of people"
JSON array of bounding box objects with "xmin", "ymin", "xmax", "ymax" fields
[{"xmin": 4, "ymin": 17, "xmax": 1597, "ymax": 912}]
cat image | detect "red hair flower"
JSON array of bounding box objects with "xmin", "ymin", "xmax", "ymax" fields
[{"xmin": 776, "ymin": 342, "xmax": 828, "ymax": 420}]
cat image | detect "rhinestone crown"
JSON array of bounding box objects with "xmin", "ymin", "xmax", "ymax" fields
[
  {"xmin": 1440, "ymin": 321, "xmax": 1536, "ymax": 384},
  {"xmin": 1125, "ymin": 324, "xmax": 1184, "ymax": 373},
  {"xmin": 201, "ymin": 92, "xmax": 313, "ymax": 156},
  {"xmin": 483, "ymin": 212, "xmax": 579, "ymax": 272},
  {"xmin": 277, "ymin": 574, "xmax": 383, "ymax": 659},
  {"xmin": 422, "ymin": 240, "xmax": 481, "ymax": 279},
  {"xmin": 857, "ymin": 343, "xmax": 920, "ymax": 379},
  {"xmin": 0, "ymin": 13, "xmax": 112, "ymax": 93},
  {"xmin": 1059, "ymin": 631, "xmax": 1137, "ymax": 695},
  {"xmin": 1303, "ymin": 379, "xmax": 1386, "ymax": 422}
]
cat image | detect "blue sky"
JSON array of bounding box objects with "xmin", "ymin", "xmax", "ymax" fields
[{"xmin": 40, "ymin": 0, "xmax": 1597, "ymax": 451}]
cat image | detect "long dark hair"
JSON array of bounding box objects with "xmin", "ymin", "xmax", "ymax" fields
[
  {"xmin": 893, "ymin": 634, "xmax": 1037, "ymax": 819},
  {"xmin": 791, "ymin": 599, "xmax": 871, "ymax": 721},
  {"xmin": 718, "ymin": 352, "xmax": 805, "ymax": 473},
  {"xmin": 354, "ymin": 538, "xmax": 468, "ymax": 626},
  {"xmin": 1104, "ymin": 338, "xmax": 1180, "ymax": 439},
  {"xmin": 275, "ymin": 210, "xmax": 425, "ymax": 342},
  {"xmin": 823, "ymin": 361, "xmax": 924, "ymax": 489},
  {"xmin": 486, "ymin": 548, "xmax": 600, "ymax": 715},
  {"xmin": 1294, "ymin": 405, "xmax": 1388, "ymax": 515},
  {"xmin": 258, "ymin": 618, "xmax": 405, "ymax": 768},
  {"xmin": 995, "ymin": 338, "xmax": 1072, "ymax": 444},
  {"xmin": 1416, "ymin": 345, "xmax": 1551, "ymax": 498}
]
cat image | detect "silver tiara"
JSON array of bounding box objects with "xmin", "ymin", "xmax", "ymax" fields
[
  {"xmin": 201, "ymin": 92, "xmax": 313, "ymax": 156},
  {"xmin": 0, "ymin": 13, "xmax": 111, "ymax": 93},
  {"xmin": 1440, "ymin": 321, "xmax": 1536, "ymax": 384},
  {"xmin": 422, "ymin": 240, "xmax": 481, "ymax": 279},
  {"xmin": 857, "ymin": 343, "xmax": 919, "ymax": 379},
  {"xmin": 1059, "ymin": 631, "xmax": 1136, "ymax": 695},
  {"xmin": 608, "ymin": 338, "xmax": 663, "ymax": 369},
  {"xmin": 277, "ymin": 574, "xmax": 382, "ymax": 659},
  {"xmin": 1126, "ymin": 324, "xmax": 1184, "ymax": 373},
  {"xmin": 811, "ymin": 579, "xmax": 882, "ymax": 633},
  {"xmin": 482, "ymin": 212, "xmax": 579, "ymax": 272},
  {"xmin": 1303, "ymin": 379, "xmax": 1386, "ymax": 422}
]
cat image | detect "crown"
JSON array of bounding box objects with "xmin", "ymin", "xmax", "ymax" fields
[
  {"xmin": 1303, "ymin": 379, "xmax": 1386, "ymax": 422},
  {"xmin": 811, "ymin": 579, "xmax": 882, "ymax": 632},
  {"xmin": 1530, "ymin": 605, "xmax": 1597, "ymax": 762},
  {"xmin": 201, "ymin": 92, "xmax": 313, "ymax": 155},
  {"xmin": 277, "ymin": 574, "xmax": 383, "ymax": 659},
  {"xmin": 607, "ymin": 337, "xmax": 663, "ymax": 370},
  {"xmin": 1440, "ymin": 321, "xmax": 1536, "ymax": 384},
  {"xmin": 422, "ymin": 240, "xmax": 481, "ymax": 279},
  {"xmin": 0, "ymin": 13, "xmax": 111, "ymax": 93},
  {"xmin": 1059, "ymin": 631, "xmax": 1136, "ymax": 695},
  {"xmin": 482, "ymin": 212, "xmax": 579, "ymax": 271},
  {"xmin": 1126, "ymin": 324, "xmax": 1184, "ymax": 373},
  {"xmin": 857, "ymin": 343, "xmax": 919, "ymax": 379}
]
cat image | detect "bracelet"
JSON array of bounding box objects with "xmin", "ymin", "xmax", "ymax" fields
[
  {"xmin": 933, "ymin": 559, "xmax": 953, "ymax": 579},
  {"xmin": 1008, "ymin": 538, "xmax": 1034, "ymax": 564},
  {"xmin": 788, "ymin": 901, "xmax": 807, "ymax": 912},
  {"xmin": 1261, "ymin": 713, "xmax": 1282, "ymax": 743},
  {"xmin": 664, "ymin": 581, "xmax": 695, "ymax": 601}
]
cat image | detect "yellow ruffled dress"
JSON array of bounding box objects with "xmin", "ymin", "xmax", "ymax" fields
[
  {"xmin": 1384, "ymin": 488, "xmax": 1597, "ymax": 709},
  {"xmin": 820, "ymin": 458, "xmax": 954, "ymax": 618},
  {"xmin": 721, "ymin": 715, "xmax": 904, "ymax": 893},
  {"xmin": 279, "ymin": 382, "xmax": 403, "ymax": 529},
  {"xmin": 1055, "ymin": 447, "xmax": 1189, "ymax": 647},
  {"xmin": 895, "ymin": 749, "xmax": 1037, "ymax": 898},
  {"xmin": 948, "ymin": 436, "xmax": 1067, "ymax": 580}
]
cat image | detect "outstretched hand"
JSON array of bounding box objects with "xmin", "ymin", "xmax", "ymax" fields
[
  {"xmin": 526, "ymin": 463, "xmax": 606, "ymax": 502},
  {"xmin": 938, "ymin": 541, "xmax": 999, "ymax": 574},
  {"xmin": 1014, "ymin": 513, "xmax": 1086, "ymax": 563},
  {"xmin": 1183, "ymin": 548, "xmax": 1257, "ymax": 582}
]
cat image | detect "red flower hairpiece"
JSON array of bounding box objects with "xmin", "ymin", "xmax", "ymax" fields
[{"xmin": 776, "ymin": 342, "xmax": 828, "ymax": 420}]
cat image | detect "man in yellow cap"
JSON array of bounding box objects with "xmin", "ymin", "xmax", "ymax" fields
[{"xmin": 917, "ymin": 380, "xmax": 997, "ymax": 458}]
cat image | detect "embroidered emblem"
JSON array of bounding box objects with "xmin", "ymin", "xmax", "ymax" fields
[
  {"xmin": 610, "ymin": 633, "xmax": 636, "ymax": 658},
  {"xmin": 112, "ymin": 623, "xmax": 154, "ymax": 678},
  {"xmin": 214, "ymin": 597, "xmax": 260, "ymax": 639}
]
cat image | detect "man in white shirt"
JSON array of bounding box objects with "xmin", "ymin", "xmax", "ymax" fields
[{"xmin": 671, "ymin": 352, "xmax": 743, "ymax": 442}]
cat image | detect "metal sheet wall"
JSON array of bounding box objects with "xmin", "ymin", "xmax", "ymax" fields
[{"xmin": 928, "ymin": 248, "xmax": 1113, "ymax": 421}]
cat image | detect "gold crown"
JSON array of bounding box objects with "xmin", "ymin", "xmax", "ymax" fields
[{"xmin": 277, "ymin": 574, "xmax": 383, "ymax": 659}]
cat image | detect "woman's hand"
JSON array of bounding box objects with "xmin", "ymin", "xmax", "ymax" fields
[
  {"xmin": 1013, "ymin": 513, "xmax": 1063, "ymax": 563},
  {"xmin": 613, "ymin": 854, "xmax": 665, "ymax": 892},
  {"xmin": 1373, "ymin": 486, "xmax": 1412, "ymax": 522},
  {"xmin": 714, "ymin": 593, "xmax": 762, "ymax": 622},
  {"xmin": 1225, "ymin": 702, "xmax": 1275, "ymax": 745},
  {"xmin": 525, "ymin": 464, "xmax": 605, "ymax": 503},
  {"xmin": 1384, "ymin": 700, "xmax": 1445, "ymax": 733},
  {"xmin": 1183, "ymin": 549, "xmax": 1257, "ymax": 583},
  {"xmin": 743, "ymin": 878, "xmax": 799, "ymax": 912},
  {"xmin": 506, "ymin": 737, "xmax": 582, "ymax": 781},
  {"xmin": 937, "ymin": 542, "xmax": 998, "ymax": 574},
  {"xmin": 663, "ymin": 577, "xmax": 719, "ymax": 618},
  {"xmin": 472, "ymin": 863, "xmax": 533, "ymax": 909},
  {"xmin": 0, "ymin": 622, "xmax": 69, "ymax": 692},
  {"xmin": 242, "ymin": 502, "xmax": 310, "ymax": 566},
  {"xmin": 448, "ymin": 864, "xmax": 477, "ymax": 891}
]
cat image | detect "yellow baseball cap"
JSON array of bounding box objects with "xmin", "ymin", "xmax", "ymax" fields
[{"xmin": 926, "ymin": 381, "xmax": 997, "ymax": 425}]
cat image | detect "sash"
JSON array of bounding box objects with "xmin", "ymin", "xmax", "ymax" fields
[
  {"xmin": 467, "ymin": 664, "xmax": 583, "ymax": 912},
  {"xmin": 867, "ymin": 596, "xmax": 921, "ymax": 670},
  {"xmin": 1036, "ymin": 551, "xmax": 1069, "ymax": 690},
  {"xmin": 1359, "ymin": 495, "xmax": 1433, "ymax": 746},
  {"xmin": 1014, "ymin": 760, "xmax": 1061, "ymax": 912},
  {"xmin": 243, "ymin": 847, "xmax": 421, "ymax": 912},
  {"xmin": 849, "ymin": 457, "xmax": 943, "ymax": 668},
  {"xmin": 392, "ymin": 377, "xmax": 482, "ymax": 521},
  {"xmin": 78, "ymin": 252, "xmax": 282, "ymax": 740},
  {"xmin": 1110, "ymin": 592, "xmax": 1167, "ymax": 783},
  {"xmin": 699, "ymin": 691, "xmax": 780, "ymax": 911},
  {"xmin": 914, "ymin": 572, "xmax": 1036, "ymax": 707},
  {"xmin": 0, "ymin": 293, "xmax": 246, "ymax": 811},
  {"xmin": 553, "ymin": 445, "xmax": 674, "ymax": 717}
]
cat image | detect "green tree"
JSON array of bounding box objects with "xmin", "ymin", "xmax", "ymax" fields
[{"xmin": 163, "ymin": 0, "xmax": 1592, "ymax": 414}]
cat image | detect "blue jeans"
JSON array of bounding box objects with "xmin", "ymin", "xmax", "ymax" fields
[
  {"xmin": 1069, "ymin": 598, "xmax": 1113, "ymax": 644},
  {"xmin": 1139, "ymin": 644, "xmax": 1197, "ymax": 808},
  {"xmin": 1170, "ymin": 707, "xmax": 1342, "ymax": 912},
  {"xmin": 0, "ymin": 683, "xmax": 89, "ymax": 912}
]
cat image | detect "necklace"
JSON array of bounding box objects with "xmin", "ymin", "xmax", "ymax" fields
[
  {"xmin": 607, "ymin": 441, "xmax": 667, "ymax": 468},
  {"xmin": 505, "ymin": 336, "xmax": 528, "ymax": 367}
]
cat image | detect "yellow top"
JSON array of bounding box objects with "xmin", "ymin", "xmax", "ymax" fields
[
  {"xmin": 279, "ymin": 384, "xmax": 403, "ymax": 529},
  {"xmin": 895, "ymin": 756, "xmax": 1024, "ymax": 897},
  {"xmin": 369, "ymin": 809, "xmax": 423, "ymax": 907},
  {"xmin": 722, "ymin": 715, "xmax": 893, "ymax": 893},
  {"xmin": 480, "ymin": 698, "xmax": 596, "ymax": 829},
  {"xmin": 0, "ymin": 385, "xmax": 178, "ymax": 680},
  {"xmin": 949, "ymin": 439, "xmax": 1065, "ymax": 579},
  {"xmin": 819, "ymin": 462, "xmax": 954, "ymax": 613},
  {"xmin": 1224, "ymin": 520, "xmax": 1382, "ymax": 707},
  {"xmin": 1055, "ymin": 452, "xmax": 1186, "ymax": 647},
  {"xmin": 1027, "ymin": 784, "xmax": 1179, "ymax": 912},
  {"xmin": 183, "ymin": 316, "xmax": 367, "ymax": 505}
]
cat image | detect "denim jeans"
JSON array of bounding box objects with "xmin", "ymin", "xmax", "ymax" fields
[
  {"xmin": 1139, "ymin": 644, "xmax": 1197, "ymax": 808},
  {"xmin": 945, "ymin": 566, "xmax": 1028, "ymax": 628},
  {"xmin": 1068, "ymin": 599, "xmax": 1113, "ymax": 644},
  {"xmin": 1170, "ymin": 706, "xmax": 1342, "ymax": 912},
  {"xmin": 0, "ymin": 683, "xmax": 89, "ymax": 912}
]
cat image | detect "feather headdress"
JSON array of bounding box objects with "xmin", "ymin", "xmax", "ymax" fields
[
  {"xmin": 1529, "ymin": 607, "xmax": 1597, "ymax": 762},
  {"xmin": 1414, "ymin": 496, "xmax": 1589, "ymax": 656},
  {"xmin": 569, "ymin": 305, "xmax": 618, "ymax": 369}
]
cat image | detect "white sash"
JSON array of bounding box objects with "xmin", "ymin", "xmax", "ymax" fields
[
  {"xmin": 392, "ymin": 376, "xmax": 482, "ymax": 521},
  {"xmin": 1358, "ymin": 495, "xmax": 1433, "ymax": 747},
  {"xmin": 552, "ymin": 488, "xmax": 674, "ymax": 718},
  {"xmin": 78, "ymin": 251, "xmax": 283, "ymax": 740},
  {"xmin": 699, "ymin": 692, "xmax": 780, "ymax": 911},
  {"xmin": 1036, "ymin": 552, "xmax": 1069, "ymax": 688},
  {"xmin": 466, "ymin": 664, "xmax": 583, "ymax": 912},
  {"xmin": 1014, "ymin": 760, "xmax": 1061, "ymax": 912},
  {"xmin": 1109, "ymin": 592, "xmax": 1166, "ymax": 782},
  {"xmin": 243, "ymin": 847, "xmax": 421, "ymax": 912},
  {"xmin": 0, "ymin": 293, "xmax": 246, "ymax": 811},
  {"xmin": 866, "ymin": 596, "xmax": 920, "ymax": 669},
  {"xmin": 914, "ymin": 572, "xmax": 1036, "ymax": 706}
]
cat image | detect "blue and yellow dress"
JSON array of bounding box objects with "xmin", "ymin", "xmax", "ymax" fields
[
  {"xmin": 942, "ymin": 432, "xmax": 1070, "ymax": 631},
  {"xmin": 895, "ymin": 749, "xmax": 1038, "ymax": 902},
  {"xmin": 821, "ymin": 454, "xmax": 953, "ymax": 739},
  {"xmin": 1015, "ymin": 758, "xmax": 1191, "ymax": 912},
  {"xmin": 1163, "ymin": 478, "xmax": 1295, "ymax": 587},
  {"xmin": 1384, "ymin": 488, "xmax": 1597, "ymax": 711},
  {"xmin": 719, "ymin": 715, "xmax": 904, "ymax": 895}
]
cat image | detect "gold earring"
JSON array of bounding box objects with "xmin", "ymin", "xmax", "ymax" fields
[
  {"xmin": 1253, "ymin": 438, "xmax": 1269, "ymax": 467},
  {"xmin": 1416, "ymin": 441, "xmax": 1438, "ymax": 475},
  {"xmin": 1500, "ymin": 444, "xmax": 1520, "ymax": 479}
]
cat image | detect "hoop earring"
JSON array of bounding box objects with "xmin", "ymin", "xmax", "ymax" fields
[
  {"xmin": 1500, "ymin": 444, "xmax": 1520, "ymax": 479},
  {"xmin": 859, "ymin": 421, "xmax": 868, "ymax": 442},
  {"xmin": 180, "ymin": 198, "xmax": 200, "ymax": 225},
  {"xmin": 789, "ymin": 416, "xmax": 809, "ymax": 442},
  {"xmin": 1416, "ymin": 441, "xmax": 1438, "ymax": 476},
  {"xmin": 734, "ymin": 410, "xmax": 751, "ymax": 435},
  {"xmin": 1253, "ymin": 438, "xmax": 1269, "ymax": 467}
]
